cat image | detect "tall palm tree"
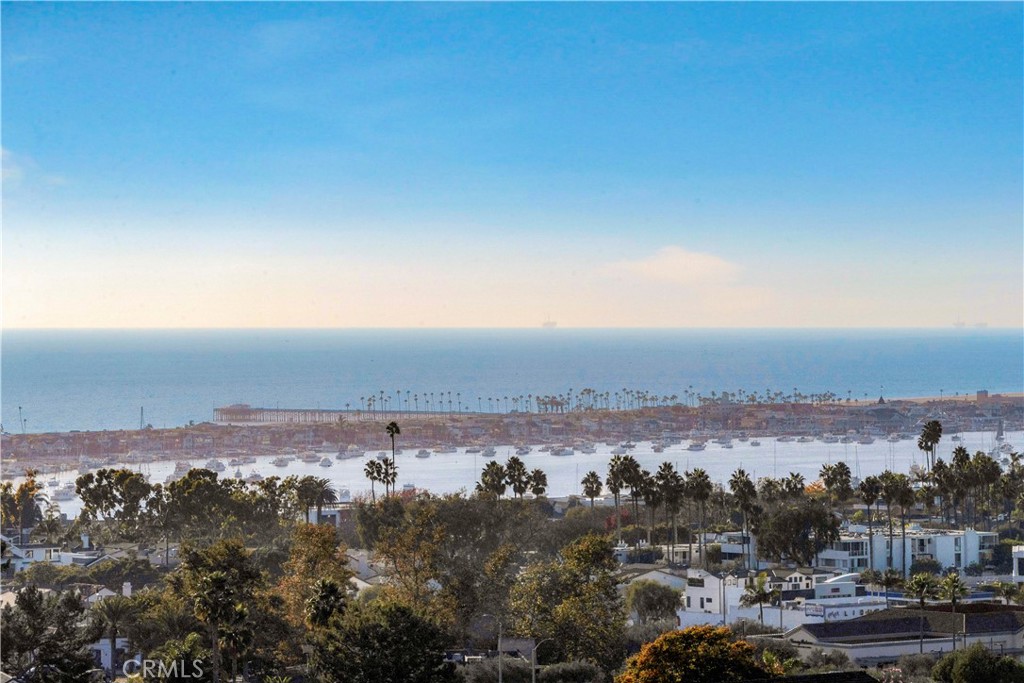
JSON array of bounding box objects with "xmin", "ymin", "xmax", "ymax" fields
[
  {"xmin": 918, "ymin": 420, "xmax": 943, "ymax": 471},
  {"xmin": 364, "ymin": 460, "xmax": 383, "ymax": 503},
  {"xmin": 940, "ymin": 573, "xmax": 969, "ymax": 614},
  {"xmin": 879, "ymin": 471, "xmax": 900, "ymax": 569},
  {"xmin": 739, "ymin": 573, "xmax": 780, "ymax": 627},
  {"xmin": 859, "ymin": 476, "xmax": 882, "ymax": 572},
  {"xmin": 312, "ymin": 478, "xmax": 338, "ymax": 522},
  {"xmin": 620, "ymin": 456, "xmax": 643, "ymax": 533},
  {"xmin": 504, "ymin": 456, "xmax": 530, "ymax": 499},
  {"xmin": 476, "ymin": 461, "xmax": 507, "ymax": 499},
  {"xmin": 639, "ymin": 470, "xmax": 661, "ymax": 547},
  {"xmin": 729, "ymin": 468, "xmax": 757, "ymax": 570},
  {"xmin": 193, "ymin": 571, "xmax": 239, "ymax": 683},
  {"xmin": 94, "ymin": 595, "xmax": 135, "ymax": 674},
  {"xmin": 657, "ymin": 462, "xmax": 684, "ymax": 564},
  {"xmin": 386, "ymin": 421, "xmax": 401, "ymax": 485},
  {"xmin": 296, "ymin": 476, "xmax": 320, "ymax": 523},
  {"xmin": 688, "ymin": 469, "xmax": 713, "ymax": 567},
  {"xmin": 895, "ymin": 474, "xmax": 916, "ymax": 577},
  {"xmin": 607, "ymin": 455, "xmax": 627, "ymax": 544},
  {"xmin": 905, "ymin": 573, "xmax": 939, "ymax": 654},
  {"xmin": 880, "ymin": 569, "xmax": 903, "ymax": 609},
  {"xmin": 528, "ymin": 469, "xmax": 548, "ymax": 497},
  {"xmin": 380, "ymin": 459, "xmax": 397, "ymax": 497},
  {"xmin": 581, "ymin": 471, "xmax": 603, "ymax": 507},
  {"xmin": 986, "ymin": 581, "xmax": 1019, "ymax": 605}
]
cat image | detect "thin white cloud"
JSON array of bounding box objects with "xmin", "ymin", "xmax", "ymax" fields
[
  {"xmin": 2, "ymin": 148, "xmax": 24, "ymax": 183},
  {"xmin": 604, "ymin": 245, "xmax": 741, "ymax": 286}
]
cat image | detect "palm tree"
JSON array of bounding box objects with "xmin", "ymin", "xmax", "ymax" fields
[
  {"xmin": 504, "ymin": 456, "xmax": 530, "ymax": 499},
  {"xmin": 386, "ymin": 421, "xmax": 401, "ymax": 485},
  {"xmin": 607, "ymin": 455, "xmax": 627, "ymax": 544},
  {"xmin": 380, "ymin": 459, "xmax": 397, "ymax": 497},
  {"xmin": 879, "ymin": 471, "xmax": 900, "ymax": 569},
  {"xmin": 312, "ymin": 478, "xmax": 338, "ymax": 522},
  {"xmin": 729, "ymin": 468, "xmax": 757, "ymax": 570},
  {"xmin": 305, "ymin": 578, "xmax": 347, "ymax": 629},
  {"xmin": 295, "ymin": 476, "xmax": 320, "ymax": 523},
  {"xmin": 940, "ymin": 573, "xmax": 969, "ymax": 614},
  {"xmin": 476, "ymin": 461, "xmax": 507, "ymax": 499},
  {"xmin": 895, "ymin": 474, "xmax": 916, "ymax": 577},
  {"xmin": 880, "ymin": 568, "xmax": 903, "ymax": 609},
  {"xmin": 364, "ymin": 460, "xmax": 383, "ymax": 503},
  {"xmin": 657, "ymin": 462, "xmax": 685, "ymax": 564},
  {"xmin": 193, "ymin": 571, "xmax": 239, "ymax": 683},
  {"xmin": 581, "ymin": 471, "xmax": 603, "ymax": 507},
  {"xmin": 529, "ymin": 469, "xmax": 548, "ymax": 497},
  {"xmin": 904, "ymin": 572, "xmax": 939, "ymax": 654},
  {"xmin": 688, "ymin": 468, "xmax": 712, "ymax": 567},
  {"xmin": 94, "ymin": 595, "xmax": 135, "ymax": 674},
  {"xmin": 986, "ymin": 581, "xmax": 1020, "ymax": 605},
  {"xmin": 640, "ymin": 470, "xmax": 661, "ymax": 547},
  {"xmin": 918, "ymin": 420, "xmax": 943, "ymax": 471},
  {"xmin": 739, "ymin": 573, "xmax": 780, "ymax": 626},
  {"xmin": 859, "ymin": 476, "xmax": 882, "ymax": 572},
  {"xmin": 620, "ymin": 456, "xmax": 643, "ymax": 533}
]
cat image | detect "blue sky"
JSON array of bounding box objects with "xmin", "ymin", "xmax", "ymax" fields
[{"xmin": 3, "ymin": 2, "xmax": 1021, "ymax": 328}]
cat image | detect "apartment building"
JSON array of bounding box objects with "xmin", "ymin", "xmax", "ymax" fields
[{"xmin": 817, "ymin": 525, "xmax": 997, "ymax": 574}]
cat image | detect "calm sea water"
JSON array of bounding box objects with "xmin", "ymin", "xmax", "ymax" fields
[{"xmin": 2, "ymin": 328, "xmax": 1021, "ymax": 434}]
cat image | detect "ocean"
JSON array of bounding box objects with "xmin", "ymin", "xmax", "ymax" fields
[{"xmin": 1, "ymin": 328, "xmax": 1022, "ymax": 434}]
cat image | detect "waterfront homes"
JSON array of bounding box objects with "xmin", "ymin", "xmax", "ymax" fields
[
  {"xmin": 817, "ymin": 525, "xmax": 998, "ymax": 574},
  {"xmin": 785, "ymin": 604, "xmax": 1024, "ymax": 665}
]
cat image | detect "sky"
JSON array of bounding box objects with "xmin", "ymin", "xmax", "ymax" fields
[{"xmin": 2, "ymin": 2, "xmax": 1022, "ymax": 329}]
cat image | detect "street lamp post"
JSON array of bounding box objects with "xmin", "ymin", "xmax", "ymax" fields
[
  {"xmin": 480, "ymin": 613, "xmax": 503, "ymax": 683},
  {"xmin": 531, "ymin": 638, "xmax": 554, "ymax": 683}
]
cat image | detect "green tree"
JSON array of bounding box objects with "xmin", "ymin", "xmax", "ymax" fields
[
  {"xmin": 932, "ymin": 642, "xmax": 1024, "ymax": 683},
  {"xmin": 687, "ymin": 469, "xmax": 712, "ymax": 567},
  {"xmin": 940, "ymin": 573, "xmax": 970, "ymax": 613},
  {"xmin": 739, "ymin": 573, "xmax": 780, "ymax": 626},
  {"xmin": 581, "ymin": 471, "xmax": 602, "ymax": 507},
  {"xmin": 880, "ymin": 569, "xmax": 904, "ymax": 609},
  {"xmin": 309, "ymin": 602, "xmax": 457, "ymax": 683},
  {"xmin": 905, "ymin": 573, "xmax": 940, "ymax": 654},
  {"xmin": 476, "ymin": 461, "xmax": 508, "ymax": 499},
  {"xmin": 919, "ymin": 420, "xmax": 943, "ymax": 472},
  {"xmin": 624, "ymin": 580, "xmax": 681, "ymax": 625},
  {"xmin": 509, "ymin": 534, "xmax": 625, "ymax": 671},
  {"xmin": 529, "ymin": 469, "xmax": 548, "ymax": 497},
  {"xmin": 93, "ymin": 594, "xmax": 136, "ymax": 675},
  {"xmin": 607, "ymin": 456, "xmax": 627, "ymax": 544},
  {"xmin": 505, "ymin": 456, "xmax": 530, "ymax": 499},
  {"xmin": 386, "ymin": 421, "xmax": 402, "ymax": 490},
  {"xmin": 729, "ymin": 468, "xmax": 757, "ymax": 570},
  {"xmin": 364, "ymin": 460, "xmax": 383, "ymax": 503},
  {"xmin": 0, "ymin": 586, "xmax": 104, "ymax": 680},
  {"xmin": 311, "ymin": 477, "xmax": 339, "ymax": 523},
  {"xmin": 616, "ymin": 625, "xmax": 768, "ymax": 683}
]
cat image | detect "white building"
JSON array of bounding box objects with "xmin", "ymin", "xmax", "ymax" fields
[
  {"xmin": 818, "ymin": 525, "xmax": 997, "ymax": 574},
  {"xmin": 1011, "ymin": 545, "xmax": 1024, "ymax": 583}
]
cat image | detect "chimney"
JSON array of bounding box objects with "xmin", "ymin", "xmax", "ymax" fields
[{"xmin": 122, "ymin": 581, "xmax": 132, "ymax": 597}]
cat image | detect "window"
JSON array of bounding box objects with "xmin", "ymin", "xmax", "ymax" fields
[{"xmin": 686, "ymin": 596, "xmax": 691, "ymax": 607}]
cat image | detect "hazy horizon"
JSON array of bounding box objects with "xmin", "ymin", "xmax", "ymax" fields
[{"xmin": 3, "ymin": 3, "xmax": 1022, "ymax": 329}]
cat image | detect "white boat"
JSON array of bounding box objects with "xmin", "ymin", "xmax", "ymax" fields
[
  {"xmin": 402, "ymin": 483, "xmax": 416, "ymax": 492},
  {"xmin": 580, "ymin": 445, "xmax": 597, "ymax": 454},
  {"xmin": 46, "ymin": 478, "xmax": 59, "ymax": 488},
  {"xmin": 376, "ymin": 452, "xmax": 389, "ymax": 461},
  {"xmin": 687, "ymin": 442, "xmax": 707, "ymax": 451},
  {"xmin": 233, "ymin": 468, "xmax": 243, "ymax": 479},
  {"xmin": 797, "ymin": 436, "xmax": 814, "ymax": 443},
  {"xmin": 229, "ymin": 458, "xmax": 243, "ymax": 467},
  {"xmin": 204, "ymin": 459, "xmax": 226, "ymax": 472},
  {"xmin": 482, "ymin": 447, "xmax": 497, "ymax": 457},
  {"xmin": 240, "ymin": 455, "xmax": 257, "ymax": 464},
  {"xmin": 434, "ymin": 446, "xmax": 457, "ymax": 454},
  {"xmin": 610, "ymin": 446, "xmax": 627, "ymax": 455},
  {"xmin": 858, "ymin": 435, "xmax": 875, "ymax": 445},
  {"xmin": 300, "ymin": 452, "xmax": 321, "ymax": 463},
  {"xmin": 820, "ymin": 434, "xmax": 839, "ymax": 444},
  {"xmin": 273, "ymin": 457, "xmax": 290, "ymax": 467},
  {"xmin": 337, "ymin": 488, "xmax": 352, "ymax": 503},
  {"xmin": 415, "ymin": 449, "xmax": 431, "ymax": 459},
  {"xmin": 466, "ymin": 447, "xmax": 482, "ymax": 454},
  {"xmin": 243, "ymin": 471, "xmax": 264, "ymax": 484},
  {"xmin": 52, "ymin": 483, "xmax": 76, "ymax": 501},
  {"xmin": 887, "ymin": 434, "xmax": 901, "ymax": 443},
  {"xmin": 750, "ymin": 440, "xmax": 761, "ymax": 447},
  {"xmin": 721, "ymin": 442, "xmax": 733, "ymax": 449},
  {"xmin": 515, "ymin": 446, "xmax": 531, "ymax": 456},
  {"xmin": 551, "ymin": 446, "xmax": 574, "ymax": 456},
  {"xmin": 777, "ymin": 436, "xmax": 794, "ymax": 443},
  {"xmin": 319, "ymin": 457, "xmax": 333, "ymax": 468}
]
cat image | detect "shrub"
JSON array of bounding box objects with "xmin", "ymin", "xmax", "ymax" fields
[
  {"xmin": 908, "ymin": 558, "xmax": 943, "ymax": 576},
  {"xmin": 964, "ymin": 562, "xmax": 984, "ymax": 577},
  {"xmin": 538, "ymin": 661, "xmax": 605, "ymax": 683},
  {"xmin": 802, "ymin": 648, "xmax": 850, "ymax": 671}
]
